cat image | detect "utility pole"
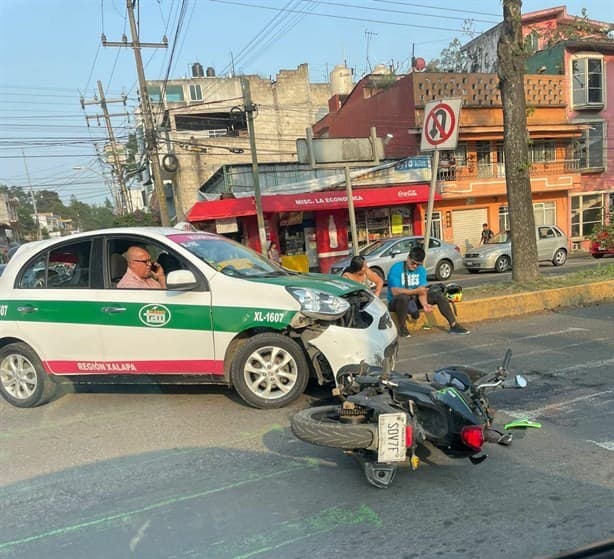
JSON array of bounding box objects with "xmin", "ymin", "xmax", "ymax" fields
[
  {"xmin": 241, "ymin": 77, "xmax": 267, "ymax": 255},
  {"xmin": 21, "ymin": 148, "xmax": 40, "ymax": 240},
  {"xmin": 80, "ymin": 81, "xmax": 131, "ymax": 213},
  {"xmin": 102, "ymin": 0, "xmax": 170, "ymax": 226}
]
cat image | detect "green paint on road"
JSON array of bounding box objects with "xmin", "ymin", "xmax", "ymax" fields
[
  {"xmin": 228, "ymin": 504, "xmax": 382, "ymax": 559},
  {"xmin": 0, "ymin": 461, "xmax": 317, "ymax": 551}
]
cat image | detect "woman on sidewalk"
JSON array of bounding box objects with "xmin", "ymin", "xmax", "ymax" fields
[{"xmin": 342, "ymin": 255, "xmax": 384, "ymax": 297}]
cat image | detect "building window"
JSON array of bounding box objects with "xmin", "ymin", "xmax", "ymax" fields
[
  {"xmin": 533, "ymin": 201, "xmax": 556, "ymax": 225},
  {"xmin": 571, "ymin": 193, "xmax": 605, "ymax": 238},
  {"xmin": 572, "ymin": 56, "xmax": 604, "ymax": 108},
  {"xmin": 499, "ymin": 202, "xmax": 556, "ymax": 230},
  {"xmin": 189, "ymin": 84, "xmax": 202, "ymax": 101},
  {"xmin": 174, "ymin": 111, "xmax": 247, "ymax": 134},
  {"xmin": 165, "ymin": 85, "xmax": 185, "ymax": 103},
  {"xmin": 529, "ymin": 141, "xmax": 556, "ymax": 162},
  {"xmin": 147, "ymin": 86, "xmax": 161, "ymax": 103},
  {"xmin": 526, "ymin": 31, "xmax": 539, "ymax": 54},
  {"xmin": 423, "ymin": 211, "xmax": 442, "ymax": 240},
  {"xmin": 476, "ymin": 141, "xmax": 492, "ymax": 178},
  {"xmin": 573, "ymin": 122, "xmax": 604, "ymax": 170},
  {"xmin": 498, "ymin": 206, "xmax": 509, "ymax": 232},
  {"xmin": 451, "ymin": 144, "xmax": 467, "ymax": 167}
]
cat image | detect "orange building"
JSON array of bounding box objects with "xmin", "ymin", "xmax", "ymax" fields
[{"xmin": 314, "ymin": 69, "xmax": 584, "ymax": 252}]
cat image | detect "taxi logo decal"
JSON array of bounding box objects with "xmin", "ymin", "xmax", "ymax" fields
[{"xmin": 138, "ymin": 304, "xmax": 171, "ymax": 327}]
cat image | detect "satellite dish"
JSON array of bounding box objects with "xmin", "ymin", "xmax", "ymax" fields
[
  {"xmin": 607, "ymin": 29, "xmax": 614, "ymax": 40},
  {"xmin": 414, "ymin": 57, "xmax": 426, "ymax": 72}
]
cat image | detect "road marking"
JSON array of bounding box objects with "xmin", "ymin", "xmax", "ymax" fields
[
  {"xmin": 552, "ymin": 357, "xmax": 614, "ymax": 375},
  {"xmin": 129, "ymin": 519, "xmax": 151, "ymax": 552},
  {"xmin": 586, "ymin": 440, "xmax": 614, "ymax": 452},
  {"xmin": 408, "ymin": 327, "xmax": 591, "ymax": 361},
  {"xmin": 501, "ymin": 390, "xmax": 614, "ymax": 420}
]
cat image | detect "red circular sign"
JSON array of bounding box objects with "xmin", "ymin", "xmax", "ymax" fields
[{"xmin": 424, "ymin": 103, "xmax": 456, "ymax": 146}]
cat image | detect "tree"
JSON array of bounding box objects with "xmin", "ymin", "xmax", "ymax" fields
[
  {"xmin": 427, "ymin": 39, "xmax": 470, "ymax": 72},
  {"xmin": 112, "ymin": 209, "xmax": 160, "ymax": 227},
  {"xmin": 0, "ymin": 185, "xmax": 36, "ymax": 240},
  {"xmin": 497, "ymin": 0, "xmax": 539, "ymax": 282}
]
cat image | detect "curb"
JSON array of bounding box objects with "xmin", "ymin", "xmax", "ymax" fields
[{"xmin": 402, "ymin": 280, "xmax": 614, "ymax": 331}]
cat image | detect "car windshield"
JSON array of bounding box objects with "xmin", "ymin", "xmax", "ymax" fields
[
  {"xmin": 169, "ymin": 233, "xmax": 287, "ymax": 278},
  {"xmin": 360, "ymin": 240, "xmax": 389, "ymax": 256},
  {"xmin": 489, "ymin": 231, "xmax": 510, "ymax": 244}
]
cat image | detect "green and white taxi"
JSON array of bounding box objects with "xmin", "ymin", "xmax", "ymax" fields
[{"xmin": 0, "ymin": 228, "xmax": 397, "ymax": 409}]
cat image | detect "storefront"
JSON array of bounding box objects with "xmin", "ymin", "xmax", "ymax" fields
[{"xmin": 187, "ymin": 183, "xmax": 437, "ymax": 273}]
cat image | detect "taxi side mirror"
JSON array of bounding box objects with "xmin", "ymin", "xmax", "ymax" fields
[{"xmin": 166, "ymin": 270, "xmax": 198, "ymax": 291}]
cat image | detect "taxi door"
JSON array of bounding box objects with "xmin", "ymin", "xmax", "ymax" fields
[
  {"xmin": 12, "ymin": 239, "xmax": 106, "ymax": 374},
  {"xmin": 97, "ymin": 244, "xmax": 218, "ymax": 377}
]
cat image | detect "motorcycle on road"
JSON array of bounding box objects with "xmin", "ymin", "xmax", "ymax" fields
[{"xmin": 291, "ymin": 350, "xmax": 533, "ymax": 488}]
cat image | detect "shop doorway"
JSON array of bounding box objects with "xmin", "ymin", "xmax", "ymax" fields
[{"xmin": 452, "ymin": 208, "xmax": 488, "ymax": 253}]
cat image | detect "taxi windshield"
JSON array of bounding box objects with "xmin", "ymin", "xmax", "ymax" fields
[{"xmin": 169, "ymin": 233, "xmax": 287, "ymax": 278}]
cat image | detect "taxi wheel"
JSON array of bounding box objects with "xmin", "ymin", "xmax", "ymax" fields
[
  {"xmin": 231, "ymin": 333, "xmax": 309, "ymax": 409},
  {"xmin": 0, "ymin": 343, "xmax": 56, "ymax": 408}
]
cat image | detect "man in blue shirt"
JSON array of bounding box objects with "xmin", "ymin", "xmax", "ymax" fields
[{"xmin": 388, "ymin": 246, "xmax": 470, "ymax": 338}]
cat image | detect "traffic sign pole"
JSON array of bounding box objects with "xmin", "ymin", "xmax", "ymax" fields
[
  {"xmin": 423, "ymin": 149, "xmax": 439, "ymax": 259},
  {"xmin": 420, "ymin": 98, "xmax": 461, "ymax": 261}
]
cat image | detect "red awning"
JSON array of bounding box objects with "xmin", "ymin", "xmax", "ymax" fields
[
  {"xmin": 187, "ymin": 196, "xmax": 257, "ymax": 221},
  {"xmin": 188, "ymin": 184, "xmax": 435, "ymax": 222}
]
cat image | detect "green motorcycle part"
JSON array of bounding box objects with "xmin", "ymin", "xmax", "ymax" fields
[{"xmin": 504, "ymin": 419, "xmax": 542, "ymax": 430}]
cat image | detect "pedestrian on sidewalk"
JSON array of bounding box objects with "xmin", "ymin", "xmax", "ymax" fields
[
  {"xmin": 387, "ymin": 246, "xmax": 470, "ymax": 338},
  {"xmin": 342, "ymin": 255, "xmax": 384, "ymax": 297},
  {"xmin": 480, "ymin": 223, "xmax": 494, "ymax": 245}
]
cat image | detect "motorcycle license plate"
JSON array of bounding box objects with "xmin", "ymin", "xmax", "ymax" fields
[{"xmin": 378, "ymin": 413, "xmax": 406, "ymax": 463}]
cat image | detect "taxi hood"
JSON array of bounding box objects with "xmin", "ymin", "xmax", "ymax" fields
[{"xmin": 246, "ymin": 272, "xmax": 364, "ymax": 297}]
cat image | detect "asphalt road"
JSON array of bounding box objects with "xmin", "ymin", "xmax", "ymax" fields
[{"xmin": 0, "ymin": 303, "xmax": 613, "ymax": 559}]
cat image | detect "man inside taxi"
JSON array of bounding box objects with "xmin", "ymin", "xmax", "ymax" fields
[{"xmin": 117, "ymin": 246, "xmax": 166, "ymax": 289}]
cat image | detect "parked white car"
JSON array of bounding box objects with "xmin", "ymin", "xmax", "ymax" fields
[
  {"xmin": 463, "ymin": 225, "xmax": 568, "ymax": 273},
  {"xmin": 0, "ymin": 228, "xmax": 397, "ymax": 409}
]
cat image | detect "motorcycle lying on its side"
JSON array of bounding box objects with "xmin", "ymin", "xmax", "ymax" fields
[{"xmin": 291, "ymin": 349, "xmax": 531, "ymax": 488}]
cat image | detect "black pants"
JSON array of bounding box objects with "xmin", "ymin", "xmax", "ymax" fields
[{"xmin": 389, "ymin": 291, "xmax": 456, "ymax": 330}]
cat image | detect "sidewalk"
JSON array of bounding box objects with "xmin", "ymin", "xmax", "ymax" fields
[{"xmin": 400, "ymin": 280, "xmax": 614, "ymax": 332}]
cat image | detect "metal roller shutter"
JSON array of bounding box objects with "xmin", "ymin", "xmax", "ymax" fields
[{"xmin": 452, "ymin": 208, "xmax": 488, "ymax": 254}]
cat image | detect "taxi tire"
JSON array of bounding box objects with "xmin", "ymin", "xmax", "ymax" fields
[
  {"xmin": 230, "ymin": 333, "xmax": 309, "ymax": 409},
  {"xmin": 291, "ymin": 405, "xmax": 376, "ymax": 449},
  {"xmin": 0, "ymin": 342, "xmax": 56, "ymax": 408}
]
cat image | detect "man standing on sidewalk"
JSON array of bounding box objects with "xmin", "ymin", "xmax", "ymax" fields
[{"xmin": 387, "ymin": 246, "xmax": 470, "ymax": 338}]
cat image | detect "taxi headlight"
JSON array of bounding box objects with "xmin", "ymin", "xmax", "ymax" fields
[{"xmin": 286, "ymin": 287, "xmax": 350, "ymax": 319}]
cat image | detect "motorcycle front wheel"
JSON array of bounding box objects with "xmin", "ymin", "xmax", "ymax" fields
[{"xmin": 291, "ymin": 405, "xmax": 377, "ymax": 450}]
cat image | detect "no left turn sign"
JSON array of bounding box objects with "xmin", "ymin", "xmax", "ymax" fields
[{"xmin": 420, "ymin": 98, "xmax": 462, "ymax": 152}]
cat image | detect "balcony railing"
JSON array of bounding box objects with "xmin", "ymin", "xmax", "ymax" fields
[{"xmin": 437, "ymin": 159, "xmax": 580, "ymax": 181}]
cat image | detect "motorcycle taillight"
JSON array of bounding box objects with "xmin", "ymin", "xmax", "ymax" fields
[
  {"xmin": 461, "ymin": 425, "xmax": 484, "ymax": 452},
  {"xmin": 405, "ymin": 425, "xmax": 413, "ymax": 448}
]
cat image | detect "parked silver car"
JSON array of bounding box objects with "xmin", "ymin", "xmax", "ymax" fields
[
  {"xmin": 330, "ymin": 236, "xmax": 463, "ymax": 281},
  {"xmin": 463, "ymin": 225, "xmax": 568, "ymax": 273}
]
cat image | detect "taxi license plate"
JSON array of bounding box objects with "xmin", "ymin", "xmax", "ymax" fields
[{"xmin": 377, "ymin": 413, "xmax": 406, "ymax": 463}]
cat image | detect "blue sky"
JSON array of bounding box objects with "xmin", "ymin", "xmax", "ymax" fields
[{"xmin": 0, "ymin": 0, "xmax": 610, "ymax": 205}]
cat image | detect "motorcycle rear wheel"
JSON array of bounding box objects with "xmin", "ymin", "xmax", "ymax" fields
[{"xmin": 291, "ymin": 405, "xmax": 377, "ymax": 450}]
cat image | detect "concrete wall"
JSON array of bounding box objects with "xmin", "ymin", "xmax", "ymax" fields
[{"xmin": 149, "ymin": 64, "xmax": 331, "ymax": 218}]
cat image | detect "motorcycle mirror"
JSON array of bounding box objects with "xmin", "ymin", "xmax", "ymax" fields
[
  {"xmin": 502, "ymin": 374, "xmax": 528, "ymax": 389},
  {"xmin": 515, "ymin": 375, "xmax": 528, "ymax": 388}
]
